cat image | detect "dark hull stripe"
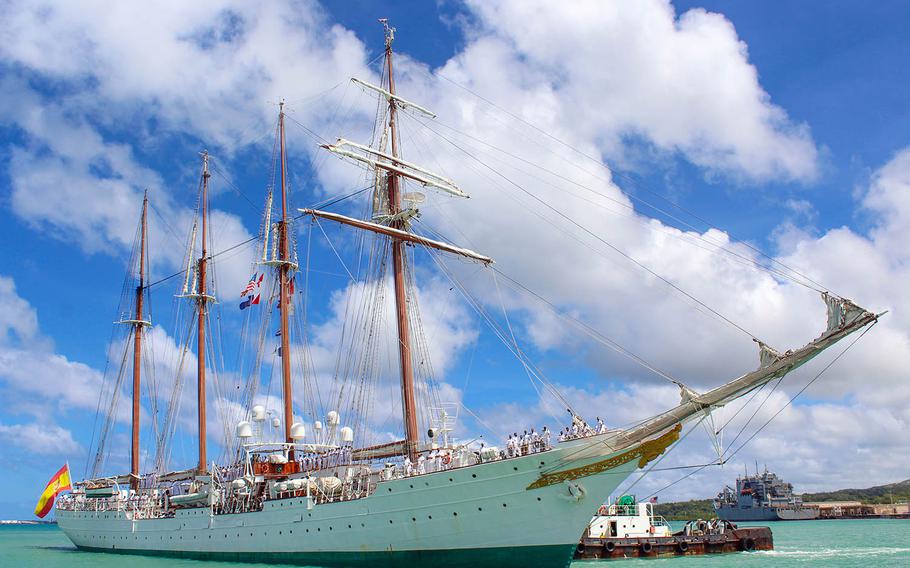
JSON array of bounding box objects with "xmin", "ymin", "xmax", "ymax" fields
[{"xmin": 74, "ymin": 543, "xmax": 576, "ymax": 568}]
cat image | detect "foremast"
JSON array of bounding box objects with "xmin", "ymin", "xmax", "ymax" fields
[
  {"xmin": 304, "ymin": 20, "xmax": 491, "ymax": 461},
  {"xmin": 382, "ymin": 22, "xmax": 420, "ymax": 461}
]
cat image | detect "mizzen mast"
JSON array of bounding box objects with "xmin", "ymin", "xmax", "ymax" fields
[
  {"xmin": 129, "ymin": 192, "xmax": 151, "ymax": 489},
  {"xmin": 196, "ymin": 151, "xmax": 212, "ymax": 473}
]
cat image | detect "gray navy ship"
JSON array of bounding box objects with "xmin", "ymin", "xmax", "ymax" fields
[{"xmin": 714, "ymin": 468, "xmax": 819, "ymax": 521}]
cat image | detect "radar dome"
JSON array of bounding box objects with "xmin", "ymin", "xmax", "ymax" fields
[
  {"xmin": 290, "ymin": 422, "xmax": 306, "ymax": 440},
  {"xmin": 326, "ymin": 410, "xmax": 340, "ymax": 426},
  {"xmin": 251, "ymin": 405, "xmax": 266, "ymax": 422},
  {"xmin": 271, "ymin": 417, "xmax": 281, "ymax": 429},
  {"xmin": 235, "ymin": 421, "xmax": 253, "ymax": 439},
  {"xmin": 340, "ymin": 426, "xmax": 354, "ymax": 443}
]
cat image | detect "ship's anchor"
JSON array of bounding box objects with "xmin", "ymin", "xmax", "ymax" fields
[{"xmin": 560, "ymin": 481, "xmax": 587, "ymax": 502}]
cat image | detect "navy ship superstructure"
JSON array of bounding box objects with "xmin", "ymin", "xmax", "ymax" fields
[{"xmin": 714, "ymin": 469, "xmax": 819, "ymax": 521}]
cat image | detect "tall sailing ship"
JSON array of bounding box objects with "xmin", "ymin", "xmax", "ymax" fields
[{"xmin": 55, "ymin": 22, "xmax": 879, "ymax": 568}]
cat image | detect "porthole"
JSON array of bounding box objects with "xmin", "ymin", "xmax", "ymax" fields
[
  {"xmin": 503, "ymin": 503, "xmax": 507, "ymax": 507},
  {"xmin": 472, "ymin": 474, "xmax": 477, "ymax": 478},
  {"xmin": 453, "ymin": 512, "xmax": 458, "ymax": 516},
  {"xmin": 478, "ymin": 507, "xmax": 483, "ymax": 511}
]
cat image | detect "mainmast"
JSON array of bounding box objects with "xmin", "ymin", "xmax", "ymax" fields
[
  {"xmin": 196, "ymin": 151, "xmax": 211, "ymax": 473},
  {"xmin": 277, "ymin": 102, "xmax": 295, "ymax": 456},
  {"xmin": 130, "ymin": 192, "xmax": 149, "ymax": 490},
  {"xmin": 382, "ymin": 22, "xmax": 420, "ymax": 462}
]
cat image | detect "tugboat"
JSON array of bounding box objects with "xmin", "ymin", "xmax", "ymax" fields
[
  {"xmin": 575, "ymin": 495, "xmax": 772, "ymax": 559},
  {"xmin": 715, "ymin": 467, "xmax": 819, "ymax": 521}
]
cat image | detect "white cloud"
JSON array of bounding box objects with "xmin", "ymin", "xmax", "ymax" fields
[
  {"xmin": 0, "ymin": 421, "xmax": 82, "ymax": 456},
  {"xmin": 462, "ymin": 0, "xmax": 819, "ymax": 182}
]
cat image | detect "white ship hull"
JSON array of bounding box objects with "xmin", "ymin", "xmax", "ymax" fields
[{"xmin": 58, "ymin": 435, "xmax": 663, "ymax": 567}]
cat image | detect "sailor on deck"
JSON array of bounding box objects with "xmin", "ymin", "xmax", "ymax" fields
[{"xmin": 417, "ymin": 454, "xmax": 426, "ymax": 475}]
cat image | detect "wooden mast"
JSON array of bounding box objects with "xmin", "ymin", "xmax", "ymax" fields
[
  {"xmin": 278, "ymin": 102, "xmax": 295, "ymax": 457},
  {"xmin": 197, "ymin": 151, "xmax": 211, "ymax": 473},
  {"xmin": 383, "ymin": 21, "xmax": 420, "ymax": 461},
  {"xmin": 130, "ymin": 192, "xmax": 148, "ymax": 490}
]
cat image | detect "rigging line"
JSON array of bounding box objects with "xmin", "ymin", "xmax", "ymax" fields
[
  {"xmin": 616, "ymin": 413, "xmax": 709, "ymax": 499},
  {"xmin": 422, "ymin": 213, "xmax": 684, "ymax": 394},
  {"xmin": 209, "ymin": 160, "xmax": 263, "ymax": 214},
  {"xmin": 711, "ymin": 377, "xmax": 773, "ymax": 435},
  {"xmin": 406, "ymin": 115, "xmax": 823, "ymax": 292},
  {"xmin": 491, "ymin": 266, "xmax": 684, "ymax": 387},
  {"xmin": 313, "ymin": 217, "xmax": 356, "ymax": 281},
  {"xmin": 310, "ymin": 185, "xmax": 373, "ymax": 210},
  {"xmin": 140, "ymin": 183, "xmax": 374, "ymax": 291},
  {"xmin": 416, "ymin": 118, "xmax": 763, "ymax": 342},
  {"xmin": 643, "ymin": 460, "xmax": 717, "ymax": 501},
  {"xmin": 429, "ymin": 69, "xmax": 834, "ymax": 295},
  {"xmin": 718, "ymin": 376, "xmax": 784, "ymax": 458},
  {"xmin": 284, "ymin": 114, "xmax": 332, "ymax": 145},
  {"xmin": 724, "ymin": 321, "xmax": 877, "ymax": 463},
  {"xmin": 413, "ymin": 215, "xmax": 683, "ymax": 387},
  {"xmin": 147, "ymin": 200, "xmax": 186, "ymax": 249},
  {"xmin": 425, "ymin": 245, "xmax": 570, "ymax": 416}
]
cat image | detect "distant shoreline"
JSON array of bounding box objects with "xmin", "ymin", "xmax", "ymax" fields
[{"xmin": 0, "ymin": 520, "xmax": 57, "ymax": 525}]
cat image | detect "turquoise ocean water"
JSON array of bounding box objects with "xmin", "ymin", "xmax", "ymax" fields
[{"xmin": 2, "ymin": 520, "xmax": 908, "ymax": 567}]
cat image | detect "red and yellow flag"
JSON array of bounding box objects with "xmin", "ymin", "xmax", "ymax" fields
[{"xmin": 34, "ymin": 464, "xmax": 72, "ymax": 518}]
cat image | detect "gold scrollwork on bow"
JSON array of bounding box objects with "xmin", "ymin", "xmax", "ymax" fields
[{"xmin": 526, "ymin": 424, "xmax": 682, "ymax": 490}]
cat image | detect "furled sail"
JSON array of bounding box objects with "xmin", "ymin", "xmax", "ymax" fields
[{"xmin": 616, "ymin": 293, "xmax": 878, "ymax": 449}]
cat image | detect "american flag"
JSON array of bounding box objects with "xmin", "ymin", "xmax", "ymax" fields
[{"xmin": 240, "ymin": 272, "xmax": 263, "ymax": 297}]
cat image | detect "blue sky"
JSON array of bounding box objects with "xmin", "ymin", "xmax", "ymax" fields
[{"xmin": 1, "ymin": 1, "xmax": 909, "ymax": 520}]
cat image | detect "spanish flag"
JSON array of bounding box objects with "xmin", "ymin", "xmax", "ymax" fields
[{"xmin": 34, "ymin": 464, "xmax": 72, "ymax": 518}]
